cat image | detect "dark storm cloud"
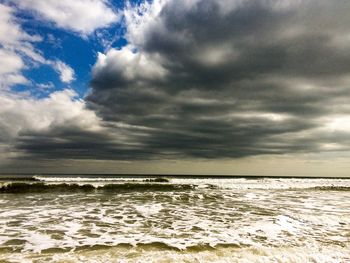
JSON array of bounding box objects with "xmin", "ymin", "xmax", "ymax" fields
[{"xmin": 16, "ymin": 0, "xmax": 350, "ymax": 160}]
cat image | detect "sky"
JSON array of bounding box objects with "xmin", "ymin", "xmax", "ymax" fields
[{"xmin": 1, "ymin": 0, "xmax": 350, "ymax": 176}]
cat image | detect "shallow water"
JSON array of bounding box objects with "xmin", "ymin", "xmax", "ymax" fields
[{"xmin": 0, "ymin": 176, "xmax": 349, "ymax": 262}]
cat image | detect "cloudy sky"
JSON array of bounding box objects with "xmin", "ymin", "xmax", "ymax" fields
[{"xmin": 1, "ymin": 0, "xmax": 350, "ymax": 176}]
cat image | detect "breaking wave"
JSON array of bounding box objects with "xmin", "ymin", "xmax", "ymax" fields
[
  {"xmin": 1, "ymin": 177, "xmax": 350, "ymax": 193},
  {"xmin": 0, "ymin": 182, "xmax": 195, "ymax": 193}
]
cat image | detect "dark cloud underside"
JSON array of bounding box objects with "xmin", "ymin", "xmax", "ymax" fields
[{"xmin": 15, "ymin": 0, "xmax": 350, "ymax": 160}]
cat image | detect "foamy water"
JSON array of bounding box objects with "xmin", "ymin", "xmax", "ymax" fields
[{"xmin": 0, "ymin": 176, "xmax": 349, "ymax": 262}]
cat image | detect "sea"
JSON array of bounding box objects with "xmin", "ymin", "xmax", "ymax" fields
[{"xmin": 0, "ymin": 175, "xmax": 349, "ymax": 263}]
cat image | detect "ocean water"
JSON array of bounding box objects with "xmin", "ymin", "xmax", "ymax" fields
[{"xmin": 0, "ymin": 175, "xmax": 349, "ymax": 263}]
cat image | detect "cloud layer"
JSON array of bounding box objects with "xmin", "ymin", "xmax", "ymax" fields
[
  {"xmin": 84, "ymin": 0, "xmax": 350, "ymax": 159},
  {"xmin": 4, "ymin": 0, "xmax": 350, "ymax": 165}
]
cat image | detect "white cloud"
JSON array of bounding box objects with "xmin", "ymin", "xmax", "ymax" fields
[
  {"xmin": 0, "ymin": 4, "xmax": 40, "ymax": 46},
  {"xmin": 0, "ymin": 73, "xmax": 28, "ymax": 88},
  {"xmin": 0, "ymin": 3, "xmax": 54, "ymax": 90},
  {"xmin": 52, "ymin": 60, "xmax": 75, "ymax": 83},
  {"xmin": 0, "ymin": 3, "xmax": 78, "ymax": 89},
  {"xmin": 93, "ymin": 47, "xmax": 167, "ymax": 81},
  {"xmin": 0, "ymin": 3, "xmax": 43, "ymax": 61},
  {"xmin": 0, "ymin": 49, "xmax": 24, "ymax": 75},
  {"xmin": 0, "ymin": 89, "xmax": 102, "ymax": 144},
  {"xmin": 12, "ymin": 0, "xmax": 120, "ymax": 35},
  {"xmin": 0, "ymin": 3, "xmax": 40, "ymax": 89}
]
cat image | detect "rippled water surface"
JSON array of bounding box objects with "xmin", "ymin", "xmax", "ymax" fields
[{"xmin": 0, "ymin": 176, "xmax": 349, "ymax": 262}]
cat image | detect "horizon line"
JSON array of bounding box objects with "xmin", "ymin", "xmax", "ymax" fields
[{"xmin": 0, "ymin": 173, "xmax": 349, "ymax": 179}]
